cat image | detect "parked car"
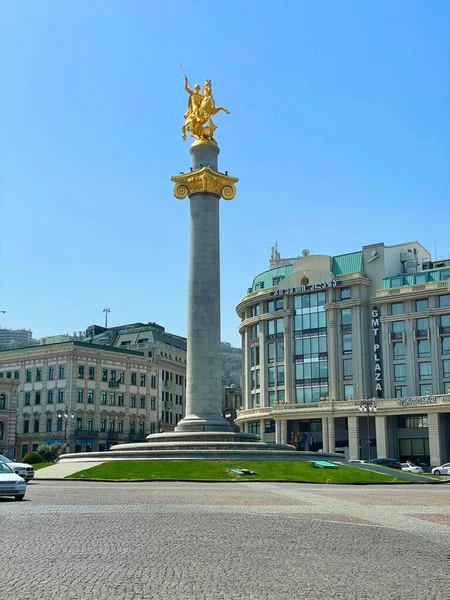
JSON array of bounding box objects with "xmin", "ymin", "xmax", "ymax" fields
[
  {"xmin": 0, "ymin": 461, "xmax": 27, "ymax": 501},
  {"xmin": 348, "ymin": 459, "xmax": 369, "ymax": 464},
  {"xmin": 370, "ymin": 458, "xmax": 402, "ymax": 469},
  {"xmin": 431, "ymin": 463, "xmax": 450, "ymax": 476},
  {"xmin": 401, "ymin": 462, "xmax": 424, "ymax": 474},
  {"xmin": 0, "ymin": 455, "xmax": 34, "ymax": 482}
]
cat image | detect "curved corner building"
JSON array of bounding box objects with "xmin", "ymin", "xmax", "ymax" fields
[{"xmin": 235, "ymin": 241, "xmax": 450, "ymax": 467}]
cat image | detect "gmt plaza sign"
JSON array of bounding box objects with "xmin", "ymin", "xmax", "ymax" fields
[
  {"xmin": 270, "ymin": 280, "xmax": 340, "ymax": 296},
  {"xmin": 372, "ymin": 306, "xmax": 383, "ymax": 397}
]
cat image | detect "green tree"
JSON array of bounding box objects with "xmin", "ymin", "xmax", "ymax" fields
[{"xmin": 36, "ymin": 443, "xmax": 64, "ymax": 462}]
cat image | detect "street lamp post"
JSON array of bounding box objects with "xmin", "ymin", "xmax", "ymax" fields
[
  {"xmin": 57, "ymin": 411, "xmax": 75, "ymax": 452},
  {"xmin": 359, "ymin": 399, "xmax": 377, "ymax": 461}
]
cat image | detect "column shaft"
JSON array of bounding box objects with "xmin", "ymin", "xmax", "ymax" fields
[{"xmin": 348, "ymin": 416, "xmax": 360, "ymax": 460}]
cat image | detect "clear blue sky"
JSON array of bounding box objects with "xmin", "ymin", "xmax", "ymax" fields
[{"xmin": 1, "ymin": 1, "xmax": 449, "ymax": 346}]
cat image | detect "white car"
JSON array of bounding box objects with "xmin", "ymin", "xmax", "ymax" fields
[
  {"xmin": 0, "ymin": 455, "xmax": 34, "ymax": 482},
  {"xmin": 401, "ymin": 462, "xmax": 424, "ymax": 474},
  {"xmin": 348, "ymin": 460, "xmax": 369, "ymax": 464},
  {"xmin": 0, "ymin": 462, "xmax": 27, "ymax": 501},
  {"xmin": 431, "ymin": 463, "xmax": 450, "ymax": 476}
]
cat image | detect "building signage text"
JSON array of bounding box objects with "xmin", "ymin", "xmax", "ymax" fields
[
  {"xmin": 271, "ymin": 280, "xmax": 339, "ymax": 297},
  {"xmin": 397, "ymin": 396, "xmax": 437, "ymax": 406},
  {"xmin": 372, "ymin": 306, "xmax": 383, "ymax": 397}
]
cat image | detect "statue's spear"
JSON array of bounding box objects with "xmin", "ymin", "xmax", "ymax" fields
[{"xmin": 179, "ymin": 64, "xmax": 189, "ymax": 83}]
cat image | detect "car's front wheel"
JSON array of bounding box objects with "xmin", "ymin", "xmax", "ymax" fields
[
  {"xmin": 433, "ymin": 470, "xmax": 441, "ymax": 476},
  {"xmin": 14, "ymin": 495, "xmax": 25, "ymax": 501}
]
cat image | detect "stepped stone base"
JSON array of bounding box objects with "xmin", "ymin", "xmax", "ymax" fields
[{"xmin": 58, "ymin": 431, "xmax": 343, "ymax": 463}]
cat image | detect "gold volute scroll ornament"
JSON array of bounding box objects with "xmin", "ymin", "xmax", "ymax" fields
[
  {"xmin": 171, "ymin": 167, "xmax": 239, "ymax": 201},
  {"xmin": 180, "ymin": 72, "xmax": 230, "ymax": 144}
]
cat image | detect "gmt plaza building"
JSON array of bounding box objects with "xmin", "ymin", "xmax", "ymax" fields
[{"xmin": 235, "ymin": 241, "xmax": 450, "ymax": 467}]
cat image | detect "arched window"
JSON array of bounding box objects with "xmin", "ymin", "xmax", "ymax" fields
[{"xmin": 0, "ymin": 394, "xmax": 6, "ymax": 410}]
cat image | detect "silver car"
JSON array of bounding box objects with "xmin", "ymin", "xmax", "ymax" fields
[
  {"xmin": 401, "ymin": 462, "xmax": 424, "ymax": 474},
  {"xmin": 0, "ymin": 462, "xmax": 27, "ymax": 501},
  {"xmin": 431, "ymin": 463, "xmax": 450, "ymax": 476}
]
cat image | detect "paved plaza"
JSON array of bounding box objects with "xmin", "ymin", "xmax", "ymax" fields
[{"xmin": 3, "ymin": 481, "xmax": 450, "ymax": 599}]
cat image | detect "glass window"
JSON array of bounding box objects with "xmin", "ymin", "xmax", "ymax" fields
[
  {"xmin": 150, "ymin": 397, "xmax": 156, "ymax": 410},
  {"xmin": 48, "ymin": 366, "xmax": 55, "ymax": 380},
  {"xmin": 419, "ymin": 362, "xmax": 432, "ymax": 380},
  {"xmin": 441, "ymin": 269, "xmax": 450, "ymax": 281},
  {"xmin": 391, "ymin": 302, "xmax": 403, "ymax": 315},
  {"xmin": 277, "ymin": 366, "xmax": 285, "ymax": 385},
  {"xmin": 118, "ymin": 371, "xmax": 124, "ymax": 384},
  {"xmin": 342, "ymin": 334, "xmax": 352, "ymax": 354},
  {"xmin": 87, "ymin": 390, "xmax": 94, "ymax": 404},
  {"xmin": 130, "ymin": 395, "xmax": 136, "ymax": 408},
  {"xmin": 58, "ymin": 390, "xmax": 64, "ymax": 403},
  {"xmin": 47, "ymin": 390, "xmax": 53, "ymax": 404},
  {"xmin": 151, "ymin": 375, "xmax": 156, "ymax": 388},
  {"xmin": 101, "ymin": 392, "xmax": 107, "ymax": 405},
  {"xmin": 416, "ymin": 299, "xmax": 428, "ymax": 312},
  {"xmin": 102, "ymin": 369, "xmax": 108, "ymax": 382},
  {"xmin": 250, "ymin": 345, "xmax": 260, "ymax": 367},
  {"xmin": 392, "ymin": 321, "xmax": 404, "ymax": 333},
  {"xmin": 267, "ymin": 299, "xmax": 284, "ymax": 312},
  {"xmin": 35, "ymin": 392, "xmax": 41, "ymax": 405},
  {"xmin": 131, "ymin": 372, "xmax": 137, "ymax": 385},
  {"xmin": 395, "ymin": 386, "xmax": 407, "ymax": 398},
  {"xmin": 277, "ymin": 390, "xmax": 285, "ymax": 403},
  {"xmin": 23, "ymin": 420, "xmax": 29, "ymax": 434},
  {"xmin": 87, "ymin": 418, "xmax": 93, "ymax": 431},
  {"xmin": 443, "ymin": 360, "xmax": 450, "ymax": 379},
  {"xmin": 276, "ymin": 341, "xmax": 284, "ymax": 362},
  {"xmin": 59, "ymin": 365, "xmax": 65, "ymax": 379},
  {"xmin": 268, "ymin": 366, "xmax": 275, "ymax": 387},
  {"xmin": 416, "ymin": 318, "xmax": 429, "ymax": 330},
  {"xmin": 25, "ymin": 392, "xmax": 30, "ymax": 406},
  {"xmin": 440, "ymin": 315, "xmax": 450, "ymax": 328},
  {"xmin": 420, "ymin": 384, "xmax": 432, "ymax": 396},
  {"xmin": 110, "ymin": 370, "xmax": 116, "ymax": 382},
  {"xmin": 443, "ymin": 338, "xmax": 450, "ymax": 355},
  {"xmin": 100, "ymin": 419, "xmax": 106, "ymax": 433},
  {"xmin": 418, "ymin": 340, "xmax": 431, "ymax": 358},
  {"xmin": 109, "ymin": 393, "xmax": 115, "ymax": 405},
  {"xmin": 340, "ymin": 288, "xmax": 351, "ymax": 300},
  {"xmin": 34, "ymin": 419, "xmax": 40, "ymax": 433},
  {"xmin": 36, "ymin": 368, "xmax": 42, "ymax": 381},
  {"xmin": 88, "ymin": 367, "xmax": 95, "ymax": 380},
  {"xmin": 78, "ymin": 365, "xmax": 85, "ymax": 379},
  {"xmin": 76, "ymin": 418, "xmax": 82, "ymax": 430},
  {"xmin": 265, "ymin": 419, "xmax": 275, "ymax": 434},
  {"xmin": 57, "ymin": 417, "xmax": 62, "ymax": 431},
  {"xmin": 394, "ymin": 364, "xmax": 407, "ymax": 382},
  {"xmin": 267, "ymin": 342, "xmax": 275, "ymax": 363},
  {"xmin": 439, "ymin": 295, "xmax": 450, "ymax": 308},
  {"xmin": 343, "ymin": 359, "xmax": 352, "ymax": 380},
  {"xmin": 268, "ymin": 391, "xmax": 276, "ymax": 406},
  {"xmin": 391, "ymin": 277, "xmax": 402, "ymax": 288},
  {"xmin": 140, "ymin": 396, "xmax": 145, "ymax": 408},
  {"xmin": 341, "ymin": 309, "xmax": 352, "ymax": 326},
  {"xmin": 415, "ymin": 274, "xmax": 427, "ymax": 284},
  {"xmin": 393, "ymin": 342, "xmax": 405, "ymax": 360},
  {"xmin": 344, "ymin": 385, "xmax": 354, "ymax": 400},
  {"xmin": 140, "ymin": 374, "xmax": 146, "ymax": 386},
  {"xmin": 129, "ymin": 421, "xmax": 135, "ymax": 434},
  {"xmin": 46, "ymin": 419, "xmax": 52, "ymax": 433},
  {"xmin": 77, "ymin": 389, "xmax": 83, "ymax": 403},
  {"xmin": 118, "ymin": 394, "xmax": 124, "ymax": 406},
  {"xmin": 248, "ymin": 421, "xmax": 260, "ymax": 435},
  {"xmin": 26, "ymin": 369, "xmax": 32, "ymax": 382}
]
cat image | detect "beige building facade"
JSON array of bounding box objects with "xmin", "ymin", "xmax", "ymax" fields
[
  {"xmin": 0, "ymin": 342, "xmax": 164, "ymax": 458},
  {"xmin": 235, "ymin": 242, "xmax": 450, "ymax": 467},
  {"xmin": 0, "ymin": 379, "xmax": 19, "ymax": 457}
]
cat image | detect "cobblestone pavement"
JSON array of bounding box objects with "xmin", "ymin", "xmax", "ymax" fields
[{"xmin": 2, "ymin": 481, "xmax": 450, "ymax": 600}]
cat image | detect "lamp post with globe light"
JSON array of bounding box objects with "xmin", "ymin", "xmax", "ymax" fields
[
  {"xmin": 57, "ymin": 410, "xmax": 75, "ymax": 452},
  {"xmin": 359, "ymin": 399, "xmax": 377, "ymax": 461}
]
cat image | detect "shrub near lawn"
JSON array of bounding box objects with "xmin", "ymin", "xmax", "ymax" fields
[{"xmin": 22, "ymin": 451, "xmax": 43, "ymax": 464}]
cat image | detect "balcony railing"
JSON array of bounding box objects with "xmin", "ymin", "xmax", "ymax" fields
[
  {"xmin": 108, "ymin": 381, "xmax": 120, "ymax": 388},
  {"xmin": 391, "ymin": 332, "xmax": 404, "ymax": 340},
  {"xmin": 440, "ymin": 326, "xmax": 450, "ymax": 335},
  {"xmin": 416, "ymin": 329, "xmax": 428, "ymax": 338},
  {"xmin": 340, "ymin": 324, "xmax": 352, "ymax": 332},
  {"xmin": 128, "ymin": 433, "xmax": 147, "ymax": 442},
  {"xmin": 72, "ymin": 428, "xmax": 99, "ymax": 438}
]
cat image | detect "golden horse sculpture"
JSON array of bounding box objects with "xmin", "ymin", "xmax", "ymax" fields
[{"xmin": 181, "ymin": 77, "xmax": 230, "ymax": 143}]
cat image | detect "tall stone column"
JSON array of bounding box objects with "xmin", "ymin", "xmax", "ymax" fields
[
  {"xmin": 172, "ymin": 142, "xmax": 239, "ymax": 432},
  {"xmin": 428, "ymin": 412, "xmax": 442, "ymax": 467},
  {"xmin": 283, "ymin": 311, "xmax": 293, "ymax": 405},
  {"xmin": 280, "ymin": 420, "xmax": 288, "ymax": 445},
  {"xmin": 328, "ymin": 308, "xmax": 338, "ymax": 401},
  {"xmin": 375, "ymin": 415, "xmax": 388, "ymax": 458},
  {"xmin": 259, "ymin": 419, "xmax": 265, "ymax": 441},
  {"xmin": 322, "ymin": 417, "xmax": 329, "ymax": 453},
  {"xmin": 328, "ymin": 416, "xmax": 335, "ymax": 453},
  {"xmin": 347, "ymin": 416, "xmax": 360, "ymax": 460},
  {"xmin": 275, "ymin": 420, "xmax": 281, "ymax": 444}
]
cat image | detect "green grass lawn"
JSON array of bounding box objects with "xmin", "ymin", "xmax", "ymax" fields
[
  {"xmin": 67, "ymin": 460, "xmax": 398, "ymax": 483},
  {"xmin": 33, "ymin": 462, "xmax": 54, "ymax": 470}
]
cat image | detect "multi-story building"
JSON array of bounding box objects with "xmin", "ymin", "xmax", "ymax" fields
[
  {"xmin": 85, "ymin": 322, "xmax": 187, "ymax": 432},
  {"xmin": 0, "ymin": 341, "xmax": 161, "ymax": 458},
  {"xmin": 0, "ymin": 328, "xmax": 33, "ymax": 349},
  {"xmin": 0, "ymin": 378, "xmax": 19, "ymax": 457},
  {"xmin": 235, "ymin": 241, "xmax": 450, "ymax": 466},
  {"xmin": 222, "ymin": 384, "xmax": 242, "ymax": 431}
]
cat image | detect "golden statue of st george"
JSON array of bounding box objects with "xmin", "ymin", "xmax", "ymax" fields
[{"xmin": 181, "ymin": 76, "xmax": 230, "ymax": 144}]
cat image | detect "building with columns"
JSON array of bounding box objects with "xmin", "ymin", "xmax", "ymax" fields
[{"xmin": 235, "ymin": 241, "xmax": 450, "ymax": 467}]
